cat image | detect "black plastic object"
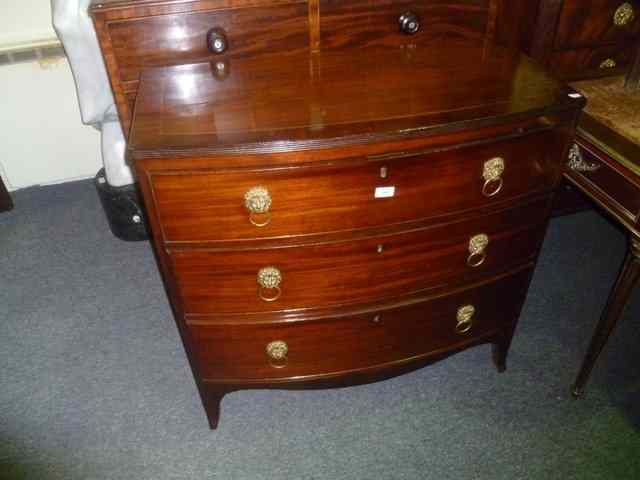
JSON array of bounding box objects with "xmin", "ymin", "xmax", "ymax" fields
[{"xmin": 94, "ymin": 169, "xmax": 148, "ymax": 241}]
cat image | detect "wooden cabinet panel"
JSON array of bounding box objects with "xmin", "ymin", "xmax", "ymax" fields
[
  {"xmin": 319, "ymin": 0, "xmax": 491, "ymax": 49},
  {"xmin": 555, "ymin": 0, "xmax": 640, "ymax": 49},
  {"xmin": 107, "ymin": 2, "xmax": 310, "ymax": 84},
  {"xmin": 150, "ymin": 131, "xmax": 562, "ymax": 243},
  {"xmin": 190, "ymin": 267, "xmax": 533, "ymax": 381}
]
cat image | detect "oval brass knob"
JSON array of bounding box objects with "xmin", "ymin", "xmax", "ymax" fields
[
  {"xmin": 244, "ymin": 186, "xmax": 272, "ymax": 227},
  {"xmin": 398, "ymin": 11, "xmax": 421, "ymax": 35},
  {"xmin": 600, "ymin": 58, "xmax": 617, "ymax": 69},
  {"xmin": 614, "ymin": 3, "xmax": 635, "ymax": 26},
  {"xmin": 207, "ymin": 28, "xmax": 228, "ymax": 54},
  {"xmin": 456, "ymin": 305, "xmax": 475, "ymax": 335},
  {"xmin": 266, "ymin": 340, "xmax": 288, "ymax": 367},
  {"xmin": 257, "ymin": 266, "xmax": 282, "ymax": 302},
  {"xmin": 482, "ymin": 157, "xmax": 505, "ymax": 197},
  {"xmin": 467, "ymin": 234, "xmax": 489, "ymax": 267}
]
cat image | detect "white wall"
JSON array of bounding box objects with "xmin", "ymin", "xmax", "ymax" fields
[
  {"xmin": 0, "ymin": 1, "xmax": 103, "ymax": 191},
  {"xmin": 0, "ymin": 0, "xmax": 57, "ymax": 45}
]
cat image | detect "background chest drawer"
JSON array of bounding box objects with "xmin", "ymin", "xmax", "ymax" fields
[
  {"xmin": 170, "ymin": 198, "xmax": 550, "ymax": 316},
  {"xmin": 319, "ymin": 0, "xmax": 491, "ymax": 49},
  {"xmin": 548, "ymin": 44, "xmax": 634, "ymax": 79},
  {"xmin": 105, "ymin": 2, "xmax": 310, "ymax": 86},
  {"xmin": 554, "ymin": 0, "xmax": 639, "ymax": 50},
  {"xmin": 151, "ymin": 132, "xmax": 561, "ymax": 243},
  {"xmin": 189, "ymin": 267, "xmax": 533, "ymax": 381}
]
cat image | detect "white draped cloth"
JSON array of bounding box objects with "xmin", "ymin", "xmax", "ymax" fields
[{"xmin": 51, "ymin": 0, "xmax": 133, "ymax": 186}]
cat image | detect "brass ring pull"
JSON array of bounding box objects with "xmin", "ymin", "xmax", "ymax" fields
[
  {"xmin": 614, "ymin": 3, "xmax": 635, "ymax": 26},
  {"xmin": 257, "ymin": 266, "xmax": 282, "ymax": 302},
  {"xmin": 455, "ymin": 305, "xmax": 475, "ymax": 335},
  {"xmin": 467, "ymin": 234, "xmax": 489, "ymax": 267},
  {"xmin": 482, "ymin": 157, "xmax": 505, "ymax": 198},
  {"xmin": 244, "ymin": 186, "xmax": 272, "ymax": 227},
  {"xmin": 482, "ymin": 178, "xmax": 503, "ymax": 197},
  {"xmin": 266, "ymin": 340, "xmax": 288, "ymax": 368}
]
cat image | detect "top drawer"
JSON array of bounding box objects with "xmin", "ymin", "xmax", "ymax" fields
[
  {"xmin": 106, "ymin": 2, "xmax": 310, "ymax": 84},
  {"xmin": 555, "ymin": 0, "xmax": 640, "ymax": 49},
  {"xmin": 148, "ymin": 130, "xmax": 564, "ymax": 243},
  {"xmin": 319, "ymin": 0, "xmax": 491, "ymax": 49}
]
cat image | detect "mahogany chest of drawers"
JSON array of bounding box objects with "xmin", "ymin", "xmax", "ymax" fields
[
  {"xmin": 92, "ymin": 0, "xmax": 584, "ymax": 428},
  {"xmin": 128, "ymin": 55, "xmax": 583, "ymax": 428}
]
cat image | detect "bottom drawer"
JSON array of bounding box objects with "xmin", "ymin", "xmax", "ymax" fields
[{"xmin": 190, "ymin": 268, "xmax": 533, "ymax": 381}]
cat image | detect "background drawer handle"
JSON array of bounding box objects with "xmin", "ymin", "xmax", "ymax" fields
[
  {"xmin": 456, "ymin": 305, "xmax": 475, "ymax": 335},
  {"xmin": 257, "ymin": 266, "xmax": 282, "ymax": 302},
  {"xmin": 600, "ymin": 58, "xmax": 617, "ymax": 69},
  {"xmin": 266, "ymin": 340, "xmax": 288, "ymax": 368},
  {"xmin": 398, "ymin": 11, "xmax": 421, "ymax": 35},
  {"xmin": 467, "ymin": 234, "xmax": 489, "ymax": 267},
  {"xmin": 244, "ymin": 186, "xmax": 272, "ymax": 227},
  {"xmin": 567, "ymin": 144, "xmax": 601, "ymax": 172},
  {"xmin": 614, "ymin": 3, "xmax": 635, "ymax": 26},
  {"xmin": 207, "ymin": 28, "xmax": 228, "ymax": 54},
  {"xmin": 482, "ymin": 157, "xmax": 505, "ymax": 197}
]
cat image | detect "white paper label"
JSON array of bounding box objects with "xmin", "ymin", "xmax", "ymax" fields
[{"xmin": 375, "ymin": 186, "xmax": 396, "ymax": 198}]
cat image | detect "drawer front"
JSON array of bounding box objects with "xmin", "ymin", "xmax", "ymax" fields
[
  {"xmin": 555, "ymin": 0, "xmax": 640, "ymax": 49},
  {"xmin": 567, "ymin": 142, "xmax": 640, "ymax": 223},
  {"xmin": 190, "ymin": 267, "xmax": 533, "ymax": 380},
  {"xmin": 319, "ymin": 0, "xmax": 491, "ymax": 49},
  {"xmin": 151, "ymin": 131, "xmax": 562, "ymax": 243},
  {"xmin": 107, "ymin": 2, "xmax": 310, "ymax": 84},
  {"xmin": 170, "ymin": 199, "xmax": 550, "ymax": 315},
  {"xmin": 548, "ymin": 44, "xmax": 634, "ymax": 79}
]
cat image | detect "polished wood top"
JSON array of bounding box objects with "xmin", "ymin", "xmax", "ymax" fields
[{"xmin": 128, "ymin": 40, "xmax": 583, "ymax": 159}]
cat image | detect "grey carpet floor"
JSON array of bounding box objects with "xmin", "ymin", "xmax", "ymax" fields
[{"xmin": 1, "ymin": 180, "xmax": 639, "ymax": 480}]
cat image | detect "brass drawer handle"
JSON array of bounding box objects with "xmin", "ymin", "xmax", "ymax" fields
[
  {"xmin": 614, "ymin": 3, "xmax": 635, "ymax": 26},
  {"xmin": 266, "ymin": 340, "xmax": 288, "ymax": 368},
  {"xmin": 600, "ymin": 58, "xmax": 617, "ymax": 69},
  {"xmin": 257, "ymin": 266, "xmax": 282, "ymax": 302},
  {"xmin": 467, "ymin": 234, "xmax": 489, "ymax": 267},
  {"xmin": 456, "ymin": 305, "xmax": 475, "ymax": 335},
  {"xmin": 244, "ymin": 186, "xmax": 272, "ymax": 227},
  {"xmin": 567, "ymin": 144, "xmax": 601, "ymax": 172},
  {"xmin": 482, "ymin": 157, "xmax": 505, "ymax": 197}
]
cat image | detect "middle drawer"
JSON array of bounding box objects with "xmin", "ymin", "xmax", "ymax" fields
[{"xmin": 169, "ymin": 197, "xmax": 550, "ymax": 316}]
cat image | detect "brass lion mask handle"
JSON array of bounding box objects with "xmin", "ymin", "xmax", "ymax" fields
[
  {"xmin": 482, "ymin": 157, "xmax": 505, "ymax": 197},
  {"xmin": 456, "ymin": 305, "xmax": 475, "ymax": 335},
  {"xmin": 467, "ymin": 234, "xmax": 489, "ymax": 267},
  {"xmin": 614, "ymin": 3, "xmax": 635, "ymax": 26},
  {"xmin": 257, "ymin": 266, "xmax": 282, "ymax": 302},
  {"xmin": 244, "ymin": 186, "xmax": 272, "ymax": 227},
  {"xmin": 266, "ymin": 340, "xmax": 288, "ymax": 368}
]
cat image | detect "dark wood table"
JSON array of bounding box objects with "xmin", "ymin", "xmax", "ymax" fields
[{"xmin": 565, "ymin": 75, "xmax": 640, "ymax": 396}]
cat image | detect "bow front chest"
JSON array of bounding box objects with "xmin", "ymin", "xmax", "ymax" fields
[{"xmin": 92, "ymin": 0, "xmax": 584, "ymax": 428}]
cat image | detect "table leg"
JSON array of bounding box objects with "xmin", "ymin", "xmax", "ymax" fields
[{"xmin": 572, "ymin": 236, "xmax": 640, "ymax": 397}]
